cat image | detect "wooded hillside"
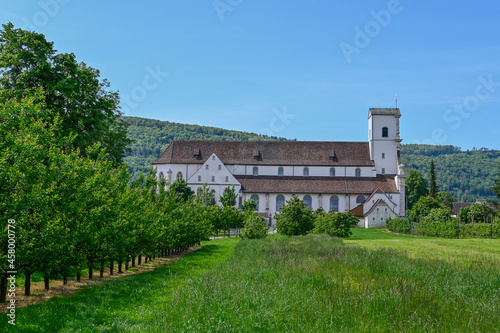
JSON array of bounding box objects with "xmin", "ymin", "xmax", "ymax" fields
[{"xmin": 123, "ymin": 116, "xmax": 500, "ymax": 202}]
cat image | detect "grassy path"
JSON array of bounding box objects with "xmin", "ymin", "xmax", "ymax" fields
[
  {"xmin": 2, "ymin": 231, "xmax": 499, "ymax": 332},
  {"xmin": 0, "ymin": 238, "xmax": 239, "ymax": 332}
]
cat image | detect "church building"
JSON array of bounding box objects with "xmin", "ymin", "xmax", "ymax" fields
[{"xmin": 153, "ymin": 108, "xmax": 407, "ymax": 228}]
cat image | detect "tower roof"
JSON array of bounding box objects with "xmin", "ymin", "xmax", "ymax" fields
[{"xmin": 368, "ymin": 108, "xmax": 401, "ymax": 118}]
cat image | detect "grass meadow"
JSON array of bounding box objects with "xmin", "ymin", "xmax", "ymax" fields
[{"xmin": 1, "ymin": 230, "xmax": 499, "ymax": 332}]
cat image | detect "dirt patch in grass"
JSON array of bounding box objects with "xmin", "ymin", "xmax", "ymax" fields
[{"xmin": 0, "ymin": 245, "xmax": 202, "ymax": 312}]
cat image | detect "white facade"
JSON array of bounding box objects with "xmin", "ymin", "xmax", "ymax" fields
[{"xmin": 154, "ymin": 108, "xmax": 407, "ymax": 228}]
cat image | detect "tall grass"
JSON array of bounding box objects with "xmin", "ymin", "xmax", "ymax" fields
[
  {"xmin": 2, "ymin": 234, "xmax": 499, "ymax": 332},
  {"xmin": 160, "ymin": 234, "xmax": 499, "ymax": 332}
]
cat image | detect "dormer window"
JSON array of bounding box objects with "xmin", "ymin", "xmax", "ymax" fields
[
  {"xmin": 253, "ymin": 149, "xmax": 261, "ymax": 160},
  {"xmin": 382, "ymin": 127, "xmax": 388, "ymax": 138},
  {"xmin": 193, "ymin": 148, "xmax": 201, "ymax": 159}
]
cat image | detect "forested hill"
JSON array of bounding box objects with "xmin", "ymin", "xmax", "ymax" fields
[{"xmin": 123, "ymin": 116, "xmax": 500, "ymax": 202}]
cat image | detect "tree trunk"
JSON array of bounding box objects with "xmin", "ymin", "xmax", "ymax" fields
[
  {"xmin": 100, "ymin": 260, "xmax": 105, "ymax": 278},
  {"xmin": 144, "ymin": 256, "xmax": 148, "ymax": 264},
  {"xmin": 24, "ymin": 271, "xmax": 32, "ymax": 296},
  {"xmin": 118, "ymin": 262, "xmax": 123, "ymax": 273},
  {"xmin": 63, "ymin": 277, "xmax": 68, "ymax": 285},
  {"xmin": 89, "ymin": 261, "xmax": 93, "ymax": 280},
  {"xmin": 110, "ymin": 261, "xmax": 114, "ymax": 276},
  {"xmin": 44, "ymin": 276, "xmax": 50, "ymax": 290},
  {"xmin": 125, "ymin": 261, "xmax": 129, "ymax": 270},
  {"xmin": 138, "ymin": 255, "xmax": 142, "ymax": 265},
  {"xmin": 0, "ymin": 274, "xmax": 7, "ymax": 303},
  {"xmin": 76, "ymin": 270, "xmax": 81, "ymax": 283},
  {"xmin": 131, "ymin": 256, "xmax": 136, "ymax": 267}
]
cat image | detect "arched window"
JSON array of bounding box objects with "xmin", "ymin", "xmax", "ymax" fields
[
  {"xmin": 250, "ymin": 194, "xmax": 259, "ymax": 211},
  {"xmin": 382, "ymin": 127, "xmax": 388, "ymax": 138},
  {"xmin": 176, "ymin": 171, "xmax": 183, "ymax": 180},
  {"xmin": 253, "ymin": 166, "xmax": 259, "ymax": 176},
  {"xmin": 330, "ymin": 168, "xmax": 335, "ymax": 177},
  {"xmin": 278, "ymin": 167, "xmax": 284, "ymax": 177},
  {"xmin": 355, "ymin": 168, "xmax": 361, "ymax": 177},
  {"xmin": 303, "ymin": 195, "xmax": 312, "ymax": 209},
  {"xmin": 303, "ymin": 167, "xmax": 309, "ymax": 177},
  {"xmin": 330, "ymin": 196, "xmax": 339, "ymax": 212},
  {"xmin": 159, "ymin": 171, "xmax": 164, "ymax": 180},
  {"xmin": 356, "ymin": 195, "xmax": 365, "ymax": 204},
  {"xmin": 276, "ymin": 195, "xmax": 285, "ymax": 211}
]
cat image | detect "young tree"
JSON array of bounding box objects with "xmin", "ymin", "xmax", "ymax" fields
[
  {"xmin": 429, "ymin": 160, "xmax": 438, "ymax": 198},
  {"xmin": 240, "ymin": 213, "xmax": 268, "ymax": 239},
  {"xmin": 405, "ymin": 170, "xmax": 429, "ymax": 210},
  {"xmin": 312, "ymin": 212, "xmax": 359, "ymax": 238},
  {"xmin": 275, "ymin": 196, "xmax": 314, "ymax": 236},
  {"xmin": 219, "ymin": 186, "xmax": 237, "ymax": 208},
  {"xmin": 168, "ymin": 178, "xmax": 195, "ymax": 203},
  {"xmin": 196, "ymin": 184, "xmax": 214, "ymax": 206},
  {"xmin": 241, "ymin": 199, "xmax": 258, "ymax": 213}
]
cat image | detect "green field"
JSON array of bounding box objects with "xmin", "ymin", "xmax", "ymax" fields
[{"xmin": 2, "ymin": 230, "xmax": 499, "ymax": 332}]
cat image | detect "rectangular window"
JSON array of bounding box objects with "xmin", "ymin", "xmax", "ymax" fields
[
  {"xmin": 211, "ymin": 176, "xmax": 215, "ymax": 182},
  {"xmin": 382, "ymin": 153, "xmax": 385, "ymax": 159},
  {"xmin": 382, "ymin": 168, "xmax": 385, "ymax": 175},
  {"xmin": 225, "ymin": 176, "xmax": 229, "ymax": 182},
  {"xmin": 218, "ymin": 165, "xmax": 222, "ymax": 170},
  {"xmin": 206, "ymin": 165, "xmax": 209, "ymax": 170},
  {"xmin": 198, "ymin": 176, "xmax": 201, "ymax": 182}
]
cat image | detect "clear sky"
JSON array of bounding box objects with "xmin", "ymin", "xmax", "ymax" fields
[{"xmin": 1, "ymin": 1, "xmax": 499, "ymax": 149}]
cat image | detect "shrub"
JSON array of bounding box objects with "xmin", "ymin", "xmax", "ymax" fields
[
  {"xmin": 417, "ymin": 208, "xmax": 457, "ymax": 238},
  {"xmin": 461, "ymin": 223, "xmax": 493, "ymax": 238},
  {"xmin": 275, "ymin": 196, "xmax": 314, "ymax": 236},
  {"xmin": 239, "ymin": 213, "xmax": 269, "ymax": 239},
  {"xmin": 311, "ymin": 212, "xmax": 358, "ymax": 238},
  {"xmin": 408, "ymin": 196, "xmax": 445, "ymax": 221},
  {"xmin": 386, "ymin": 217, "xmax": 412, "ymax": 234}
]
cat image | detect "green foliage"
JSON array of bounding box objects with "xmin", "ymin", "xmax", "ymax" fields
[
  {"xmin": 311, "ymin": 212, "xmax": 358, "ymax": 238},
  {"xmin": 429, "ymin": 159, "xmax": 438, "ymax": 198},
  {"xmin": 461, "ymin": 223, "xmax": 496, "ymax": 238},
  {"xmin": 221, "ymin": 206, "xmax": 244, "ymax": 229},
  {"xmin": 195, "ymin": 183, "xmax": 214, "ymax": 206},
  {"xmin": 494, "ymin": 163, "xmax": 500, "ymax": 198},
  {"xmin": 417, "ymin": 208, "xmax": 457, "ymax": 238},
  {"xmin": 0, "ymin": 23, "xmax": 131, "ymax": 165},
  {"xmin": 408, "ymin": 196, "xmax": 445, "ymax": 221},
  {"xmin": 438, "ymin": 191, "xmax": 456, "ymax": 209},
  {"xmin": 401, "ymin": 144, "xmax": 500, "ymax": 202},
  {"xmin": 275, "ymin": 196, "xmax": 314, "ymax": 236},
  {"xmin": 240, "ymin": 213, "xmax": 269, "ymax": 239},
  {"xmin": 467, "ymin": 202, "xmax": 495, "ymax": 223},
  {"xmin": 241, "ymin": 199, "xmax": 258, "ymax": 213},
  {"xmin": 405, "ymin": 169, "xmax": 428, "ymax": 210},
  {"xmin": 386, "ymin": 217, "xmax": 412, "ymax": 234},
  {"xmin": 167, "ymin": 178, "xmax": 195, "ymax": 202},
  {"xmin": 219, "ymin": 186, "xmax": 237, "ymax": 207}
]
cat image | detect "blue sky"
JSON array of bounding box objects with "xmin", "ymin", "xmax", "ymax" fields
[{"xmin": 2, "ymin": 1, "xmax": 499, "ymax": 149}]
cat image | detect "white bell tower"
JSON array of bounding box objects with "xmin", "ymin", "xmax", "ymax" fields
[{"xmin": 368, "ymin": 108, "xmax": 402, "ymax": 175}]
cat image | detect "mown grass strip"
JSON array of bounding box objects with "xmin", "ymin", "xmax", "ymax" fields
[{"xmin": 0, "ymin": 238, "xmax": 239, "ymax": 332}]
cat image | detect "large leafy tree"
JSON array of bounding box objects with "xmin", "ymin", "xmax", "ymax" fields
[
  {"xmin": 406, "ymin": 169, "xmax": 428, "ymax": 211},
  {"xmin": 0, "ymin": 23, "xmax": 131, "ymax": 164}
]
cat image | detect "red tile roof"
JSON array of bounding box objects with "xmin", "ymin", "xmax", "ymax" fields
[
  {"xmin": 153, "ymin": 140, "xmax": 375, "ymax": 166},
  {"xmin": 234, "ymin": 175, "xmax": 397, "ymax": 194}
]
